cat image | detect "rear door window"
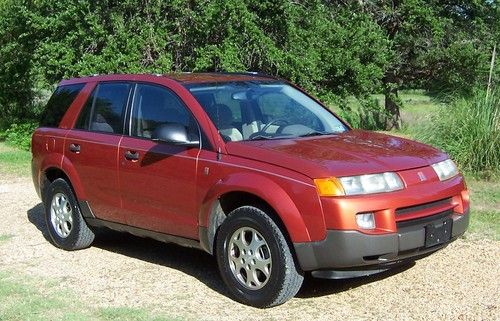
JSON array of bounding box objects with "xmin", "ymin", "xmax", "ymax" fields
[
  {"xmin": 75, "ymin": 82, "xmax": 131, "ymax": 134},
  {"xmin": 39, "ymin": 84, "xmax": 85, "ymax": 128}
]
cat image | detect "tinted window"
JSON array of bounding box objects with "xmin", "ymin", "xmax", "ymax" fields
[
  {"xmin": 39, "ymin": 84, "xmax": 85, "ymax": 127},
  {"xmin": 75, "ymin": 83, "xmax": 131, "ymax": 134},
  {"xmin": 131, "ymin": 84, "xmax": 199, "ymax": 140}
]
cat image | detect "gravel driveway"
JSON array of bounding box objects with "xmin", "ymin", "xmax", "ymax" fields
[{"xmin": 0, "ymin": 175, "xmax": 499, "ymax": 320}]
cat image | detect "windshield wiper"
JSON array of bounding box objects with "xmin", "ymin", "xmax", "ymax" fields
[
  {"xmin": 298, "ymin": 131, "xmax": 332, "ymax": 137},
  {"xmin": 248, "ymin": 134, "xmax": 293, "ymax": 141},
  {"xmin": 248, "ymin": 134, "xmax": 274, "ymax": 141}
]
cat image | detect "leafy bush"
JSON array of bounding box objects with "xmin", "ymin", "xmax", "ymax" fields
[
  {"xmin": 415, "ymin": 89, "xmax": 499, "ymax": 175},
  {"xmin": 1, "ymin": 122, "xmax": 38, "ymax": 151},
  {"xmin": 339, "ymin": 97, "xmax": 388, "ymax": 130}
]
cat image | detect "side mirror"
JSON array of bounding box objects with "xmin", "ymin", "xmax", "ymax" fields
[{"xmin": 151, "ymin": 123, "xmax": 200, "ymax": 147}]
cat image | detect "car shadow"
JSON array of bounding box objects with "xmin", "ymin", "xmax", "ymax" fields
[
  {"xmin": 27, "ymin": 203, "xmax": 415, "ymax": 300},
  {"xmin": 296, "ymin": 263, "xmax": 415, "ymax": 298}
]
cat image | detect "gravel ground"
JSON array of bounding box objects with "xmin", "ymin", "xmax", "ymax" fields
[{"xmin": 0, "ymin": 175, "xmax": 499, "ymax": 320}]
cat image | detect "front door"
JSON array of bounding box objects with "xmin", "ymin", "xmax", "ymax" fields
[{"xmin": 118, "ymin": 83, "xmax": 201, "ymax": 238}]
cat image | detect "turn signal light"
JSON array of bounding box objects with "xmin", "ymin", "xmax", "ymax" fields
[{"xmin": 314, "ymin": 177, "xmax": 345, "ymax": 196}]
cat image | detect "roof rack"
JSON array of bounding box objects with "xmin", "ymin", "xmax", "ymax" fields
[{"xmin": 213, "ymin": 71, "xmax": 278, "ymax": 80}]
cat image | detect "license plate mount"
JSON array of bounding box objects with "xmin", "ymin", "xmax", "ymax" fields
[{"xmin": 425, "ymin": 218, "xmax": 453, "ymax": 248}]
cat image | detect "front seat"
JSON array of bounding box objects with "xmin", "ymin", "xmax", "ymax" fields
[{"xmin": 208, "ymin": 104, "xmax": 243, "ymax": 141}]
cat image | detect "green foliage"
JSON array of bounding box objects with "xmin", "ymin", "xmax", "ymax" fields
[
  {"xmin": 415, "ymin": 89, "xmax": 500, "ymax": 175},
  {"xmin": 0, "ymin": 0, "xmax": 391, "ymax": 123},
  {"xmin": 358, "ymin": 0, "xmax": 498, "ymax": 128},
  {"xmin": 0, "ymin": 0, "xmax": 497, "ymax": 133},
  {"xmin": 1, "ymin": 122, "xmax": 37, "ymax": 151},
  {"xmin": 0, "ymin": 1, "xmax": 35, "ymax": 121},
  {"xmin": 339, "ymin": 97, "xmax": 388, "ymax": 130}
]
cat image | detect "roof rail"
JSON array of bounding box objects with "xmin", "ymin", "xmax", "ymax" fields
[{"xmin": 215, "ymin": 71, "xmax": 278, "ymax": 80}]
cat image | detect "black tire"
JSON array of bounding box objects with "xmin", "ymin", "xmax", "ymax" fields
[
  {"xmin": 216, "ymin": 206, "xmax": 304, "ymax": 308},
  {"xmin": 43, "ymin": 178, "xmax": 94, "ymax": 250}
]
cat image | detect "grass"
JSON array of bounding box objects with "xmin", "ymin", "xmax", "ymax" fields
[
  {"xmin": 412, "ymin": 89, "xmax": 499, "ymax": 174},
  {"xmin": 465, "ymin": 177, "xmax": 500, "ymax": 240},
  {"xmin": 0, "ymin": 141, "xmax": 31, "ymax": 177},
  {"xmin": 0, "ymin": 234, "xmax": 14, "ymax": 243},
  {"xmin": 0, "ymin": 270, "xmax": 179, "ymax": 321},
  {"xmin": 399, "ymin": 91, "xmax": 443, "ymax": 132}
]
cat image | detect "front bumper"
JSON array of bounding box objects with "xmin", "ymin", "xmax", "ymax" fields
[{"xmin": 294, "ymin": 209, "xmax": 469, "ymax": 272}]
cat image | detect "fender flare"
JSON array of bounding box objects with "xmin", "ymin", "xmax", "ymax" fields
[
  {"xmin": 39, "ymin": 153, "xmax": 64, "ymax": 199},
  {"xmin": 199, "ymin": 172, "xmax": 312, "ymax": 253},
  {"xmin": 40, "ymin": 154, "xmax": 87, "ymax": 200}
]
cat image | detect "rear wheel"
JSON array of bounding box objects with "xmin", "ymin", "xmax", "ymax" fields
[
  {"xmin": 44, "ymin": 178, "xmax": 94, "ymax": 250},
  {"xmin": 216, "ymin": 206, "xmax": 304, "ymax": 308}
]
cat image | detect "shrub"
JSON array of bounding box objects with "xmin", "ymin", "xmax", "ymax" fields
[
  {"xmin": 2, "ymin": 122, "xmax": 38, "ymax": 151},
  {"xmin": 415, "ymin": 89, "xmax": 499, "ymax": 175},
  {"xmin": 339, "ymin": 97, "xmax": 388, "ymax": 130}
]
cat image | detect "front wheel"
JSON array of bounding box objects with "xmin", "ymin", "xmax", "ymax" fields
[{"xmin": 216, "ymin": 206, "xmax": 304, "ymax": 308}]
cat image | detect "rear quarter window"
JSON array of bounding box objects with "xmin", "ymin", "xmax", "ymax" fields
[{"xmin": 39, "ymin": 84, "xmax": 85, "ymax": 128}]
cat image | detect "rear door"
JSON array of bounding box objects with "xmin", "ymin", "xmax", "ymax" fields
[
  {"xmin": 64, "ymin": 82, "xmax": 132, "ymax": 223},
  {"xmin": 118, "ymin": 83, "xmax": 201, "ymax": 238}
]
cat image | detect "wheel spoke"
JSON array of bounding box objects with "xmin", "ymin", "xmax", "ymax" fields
[
  {"xmin": 232, "ymin": 233, "xmax": 245, "ymax": 251},
  {"xmin": 249, "ymin": 233, "xmax": 265, "ymax": 252},
  {"xmin": 239, "ymin": 229, "xmax": 249, "ymax": 248},
  {"xmin": 230, "ymin": 255, "xmax": 243, "ymax": 272},
  {"xmin": 61, "ymin": 198, "xmax": 69, "ymax": 212},
  {"xmin": 254, "ymin": 257, "xmax": 271, "ymax": 276},
  {"xmin": 61, "ymin": 220, "xmax": 70, "ymax": 236},
  {"xmin": 246, "ymin": 269, "xmax": 260, "ymax": 287},
  {"xmin": 63, "ymin": 206, "xmax": 72, "ymax": 220}
]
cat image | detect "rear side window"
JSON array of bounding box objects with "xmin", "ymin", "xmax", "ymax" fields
[
  {"xmin": 75, "ymin": 82, "xmax": 131, "ymax": 134},
  {"xmin": 39, "ymin": 84, "xmax": 85, "ymax": 128}
]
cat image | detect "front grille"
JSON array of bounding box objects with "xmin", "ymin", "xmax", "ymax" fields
[
  {"xmin": 396, "ymin": 209, "xmax": 453, "ymax": 229},
  {"xmin": 395, "ymin": 197, "xmax": 452, "ymax": 216}
]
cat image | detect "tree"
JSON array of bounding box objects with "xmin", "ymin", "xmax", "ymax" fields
[
  {"xmin": 0, "ymin": 0, "xmax": 390, "ymax": 125},
  {"xmin": 0, "ymin": 0, "xmax": 496, "ymax": 130},
  {"xmin": 0, "ymin": 1, "xmax": 35, "ymax": 124},
  {"xmin": 357, "ymin": 0, "xmax": 498, "ymax": 129}
]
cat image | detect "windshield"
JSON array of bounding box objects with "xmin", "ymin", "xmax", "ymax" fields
[{"xmin": 185, "ymin": 81, "xmax": 348, "ymax": 142}]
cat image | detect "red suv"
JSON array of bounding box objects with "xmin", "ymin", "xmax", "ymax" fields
[{"xmin": 32, "ymin": 73, "xmax": 469, "ymax": 307}]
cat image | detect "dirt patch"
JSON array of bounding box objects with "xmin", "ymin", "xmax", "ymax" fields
[{"xmin": 0, "ymin": 176, "xmax": 498, "ymax": 320}]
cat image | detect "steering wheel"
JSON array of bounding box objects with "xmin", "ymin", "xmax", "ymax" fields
[
  {"xmin": 260, "ymin": 118, "xmax": 289, "ymax": 134},
  {"xmin": 248, "ymin": 118, "xmax": 290, "ymax": 140},
  {"xmin": 249, "ymin": 118, "xmax": 289, "ymax": 139}
]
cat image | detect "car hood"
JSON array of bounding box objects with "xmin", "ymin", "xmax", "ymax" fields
[{"xmin": 225, "ymin": 130, "xmax": 447, "ymax": 178}]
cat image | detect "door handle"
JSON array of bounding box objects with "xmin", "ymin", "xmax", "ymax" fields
[
  {"xmin": 69, "ymin": 143, "xmax": 80, "ymax": 153},
  {"xmin": 124, "ymin": 150, "xmax": 140, "ymax": 161}
]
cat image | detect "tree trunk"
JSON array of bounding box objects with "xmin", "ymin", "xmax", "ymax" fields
[
  {"xmin": 383, "ymin": 83, "xmax": 402, "ymax": 130},
  {"xmin": 486, "ymin": 44, "xmax": 497, "ymax": 100}
]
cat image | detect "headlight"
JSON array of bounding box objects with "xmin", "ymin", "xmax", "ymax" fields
[
  {"xmin": 431, "ymin": 159, "xmax": 459, "ymax": 181},
  {"xmin": 314, "ymin": 172, "xmax": 404, "ymax": 196}
]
